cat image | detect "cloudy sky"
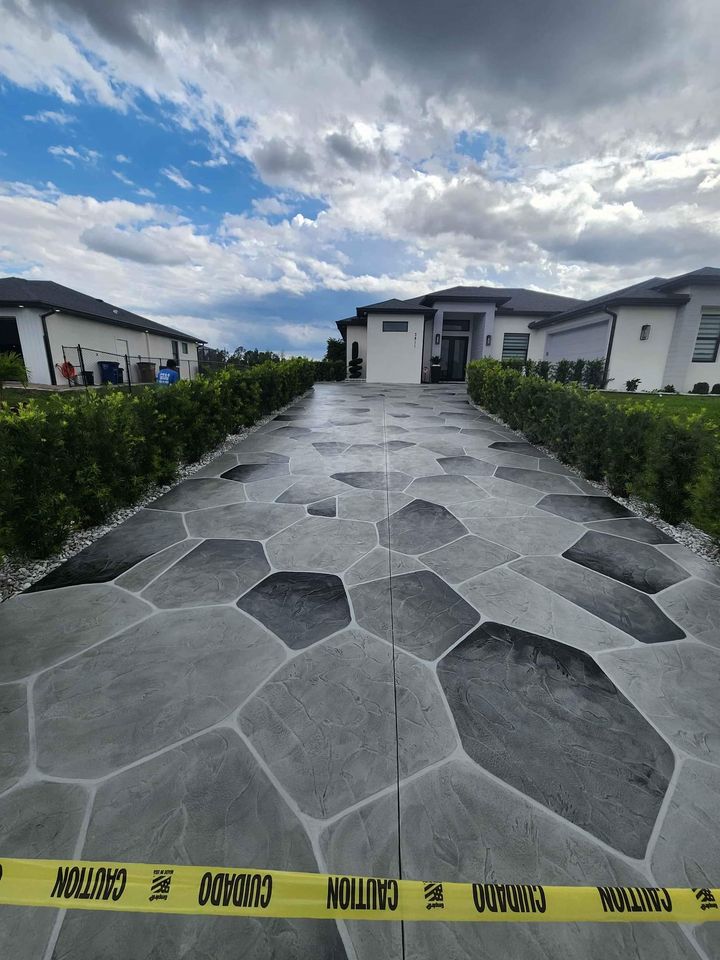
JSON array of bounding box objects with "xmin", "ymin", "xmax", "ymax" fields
[{"xmin": 1, "ymin": 0, "xmax": 719, "ymax": 355}]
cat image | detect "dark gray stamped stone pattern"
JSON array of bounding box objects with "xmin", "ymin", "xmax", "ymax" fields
[
  {"xmin": 238, "ymin": 571, "xmax": 351, "ymax": 648},
  {"xmin": 512, "ymin": 556, "xmax": 686, "ymax": 643},
  {"xmin": 438, "ymin": 622, "xmax": 674, "ymax": 857},
  {"xmin": 28, "ymin": 509, "xmax": 186, "ymax": 590},
  {"xmin": 3, "ymin": 381, "xmax": 718, "ymax": 960},
  {"xmin": 563, "ymin": 531, "xmax": 690, "ymax": 593},
  {"xmin": 378, "ymin": 499, "xmax": 467, "ymax": 554}
]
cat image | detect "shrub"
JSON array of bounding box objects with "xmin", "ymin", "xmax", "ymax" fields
[
  {"xmin": 712, "ymin": 383, "xmax": 720, "ymax": 395},
  {"xmin": 0, "ymin": 351, "xmax": 29, "ymax": 397},
  {"xmin": 348, "ymin": 357, "xmax": 363, "ymax": 379},
  {"xmin": 583, "ymin": 358, "xmax": 606, "ymax": 389},
  {"xmin": 0, "ymin": 359, "xmax": 315, "ymax": 558},
  {"xmin": 662, "ymin": 384, "xmax": 676, "ymax": 393},
  {"xmin": 571, "ymin": 359, "xmax": 585, "ymax": 383},
  {"xmin": 625, "ymin": 378, "xmax": 641, "ymax": 392},
  {"xmin": 466, "ymin": 359, "xmax": 719, "ymax": 540},
  {"xmin": 554, "ymin": 359, "xmax": 573, "ymax": 384},
  {"xmin": 535, "ymin": 360, "xmax": 551, "ymax": 381},
  {"xmin": 313, "ymin": 360, "xmax": 345, "ymax": 381},
  {"xmin": 691, "ymin": 382, "xmax": 710, "ymax": 394}
]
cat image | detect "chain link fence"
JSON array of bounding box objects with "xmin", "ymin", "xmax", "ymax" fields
[{"xmin": 58, "ymin": 345, "xmax": 225, "ymax": 391}]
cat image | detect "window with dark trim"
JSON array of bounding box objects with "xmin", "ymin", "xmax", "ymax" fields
[
  {"xmin": 443, "ymin": 318, "xmax": 470, "ymax": 331},
  {"xmin": 181, "ymin": 341, "xmax": 189, "ymax": 354},
  {"xmin": 692, "ymin": 313, "xmax": 720, "ymax": 362},
  {"xmin": 501, "ymin": 332, "xmax": 530, "ymax": 360},
  {"xmin": 382, "ymin": 320, "xmax": 408, "ymax": 332},
  {"xmin": 639, "ymin": 325, "xmax": 651, "ymax": 341}
]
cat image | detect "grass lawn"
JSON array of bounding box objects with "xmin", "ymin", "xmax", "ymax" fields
[{"xmin": 601, "ymin": 391, "xmax": 720, "ymax": 428}]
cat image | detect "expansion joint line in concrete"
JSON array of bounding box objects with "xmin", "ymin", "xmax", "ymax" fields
[{"xmin": 381, "ymin": 394, "xmax": 407, "ymax": 960}]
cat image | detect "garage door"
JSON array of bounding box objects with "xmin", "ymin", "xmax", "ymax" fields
[{"xmin": 544, "ymin": 320, "xmax": 609, "ymax": 362}]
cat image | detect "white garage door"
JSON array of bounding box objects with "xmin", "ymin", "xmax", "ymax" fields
[{"xmin": 544, "ymin": 320, "xmax": 609, "ymax": 362}]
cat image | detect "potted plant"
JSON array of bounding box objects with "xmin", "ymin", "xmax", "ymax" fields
[{"xmin": 430, "ymin": 355, "xmax": 442, "ymax": 383}]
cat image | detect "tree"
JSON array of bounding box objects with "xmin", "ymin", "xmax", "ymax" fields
[
  {"xmin": 325, "ymin": 338, "xmax": 345, "ymax": 363},
  {"xmin": 0, "ymin": 351, "xmax": 29, "ymax": 399},
  {"xmin": 228, "ymin": 347, "xmax": 281, "ymax": 370}
]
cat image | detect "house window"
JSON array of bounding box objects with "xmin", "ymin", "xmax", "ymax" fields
[
  {"xmin": 171, "ymin": 340, "xmax": 179, "ymax": 361},
  {"xmin": 443, "ymin": 318, "xmax": 470, "ymax": 331},
  {"xmin": 640, "ymin": 325, "xmax": 651, "ymax": 340},
  {"xmin": 382, "ymin": 320, "xmax": 408, "ymax": 332},
  {"xmin": 181, "ymin": 341, "xmax": 189, "ymax": 354},
  {"xmin": 502, "ymin": 332, "xmax": 530, "ymax": 360},
  {"xmin": 692, "ymin": 313, "xmax": 720, "ymax": 362}
]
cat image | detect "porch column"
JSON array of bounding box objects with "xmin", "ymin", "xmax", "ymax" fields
[{"xmin": 431, "ymin": 309, "xmax": 444, "ymax": 357}]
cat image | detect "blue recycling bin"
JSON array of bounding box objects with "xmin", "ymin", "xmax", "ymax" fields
[{"xmin": 98, "ymin": 360, "xmax": 120, "ymax": 385}]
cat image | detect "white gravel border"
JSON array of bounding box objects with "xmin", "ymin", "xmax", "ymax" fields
[
  {"xmin": 0, "ymin": 389, "xmax": 312, "ymax": 602},
  {"xmin": 469, "ymin": 398, "xmax": 720, "ymax": 567}
]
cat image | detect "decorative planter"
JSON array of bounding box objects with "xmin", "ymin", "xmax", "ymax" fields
[{"xmin": 430, "ymin": 364, "xmax": 441, "ymax": 383}]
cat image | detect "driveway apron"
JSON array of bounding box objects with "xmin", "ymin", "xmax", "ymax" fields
[{"xmin": 0, "ymin": 382, "xmax": 718, "ymax": 960}]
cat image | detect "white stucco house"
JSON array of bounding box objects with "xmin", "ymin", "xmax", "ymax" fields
[
  {"xmin": 337, "ymin": 267, "xmax": 720, "ymax": 392},
  {"xmin": 0, "ymin": 277, "xmax": 204, "ymax": 386}
]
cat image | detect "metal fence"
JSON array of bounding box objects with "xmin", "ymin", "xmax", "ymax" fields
[{"xmin": 58, "ymin": 345, "xmax": 227, "ymax": 391}]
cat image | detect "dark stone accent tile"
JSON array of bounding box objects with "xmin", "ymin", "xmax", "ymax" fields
[
  {"xmin": 389, "ymin": 413, "xmax": 411, "ymax": 418},
  {"xmin": 564, "ymin": 531, "xmax": 689, "ymax": 593},
  {"xmin": 331, "ymin": 419, "xmax": 370, "ymax": 426},
  {"xmin": 331, "ymin": 470, "xmax": 411, "ymax": 490},
  {"xmin": 418, "ymin": 440, "xmax": 467, "ymax": 457},
  {"xmin": 312, "ymin": 442, "xmax": 348, "ymax": 456},
  {"xmin": 495, "ymin": 466, "xmax": 582, "ymax": 495},
  {"xmin": 142, "ymin": 539, "xmax": 270, "ymax": 607},
  {"xmin": 537, "ymin": 494, "xmax": 634, "ymax": 522},
  {"xmin": 489, "ymin": 440, "xmax": 545, "ymax": 457},
  {"xmin": 308, "ymin": 497, "xmax": 337, "ymax": 517},
  {"xmin": 238, "ymin": 571, "xmax": 351, "ymax": 648},
  {"xmin": 511, "ymin": 556, "xmax": 685, "ymax": 643},
  {"xmin": 28, "ymin": 510, "xmax": 187, "ymax": 590},
  {"xmin": 377, "ymin": 499, "xmax": 467, "ymax": 554},
  {"xmin": 436, "ymin": 456, "xmax": 495, "ymax": 476},
  {"xmin": 238, "ymin": 630, "xmax": 455, "ymax": 817},
  {"xmin": 348, "ymin": 443, "xmax": 380, "ymax": 451},
  {"xmin": 53, "ymin": 731, "xmax": 347, "ymax": 960},
  {"xmin": 0, "ymin": 782, "xmax": 87, "ymax": 960},
  {"xmin": 585, "ymin": 518, "xmax": 677, "ymax": 545},
  {"xmin": 438, "ymin": 622, "xmax": 674, "ymax": 857},
  {"xmin": 151, "ymin": 478, "xmax": 246, "ymax": 511},
  {"xmin": 0, "ymin": 683, "xmax": 28, "ymax": 793},
  {"xmin": 381, "ymin": 440, "xmax": 415, "ymax": 450},
  {"xmin": 34, "ymin": 608, "xmax": 285, "ymax": 777},
  {"xmin": 350, "ymin": 570, "xmax": 479, "ymax": 660},
  {"xmin": 221, "ymin": 461, "xmax": 290, "ymax": 482},
  {"xmin": 421, "ymin": 535, "xmax": 519, "ymax": 583}
]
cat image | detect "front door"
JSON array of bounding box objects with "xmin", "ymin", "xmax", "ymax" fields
[{"xmin": 440, "ymin": 336, "xmax": 468, "ymax": 380}]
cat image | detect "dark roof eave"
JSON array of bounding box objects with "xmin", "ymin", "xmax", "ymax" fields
[
  {"xmin": 655, "ymin": 275, "xmax": 720, "ymax": 292},
  {"xmin": 528, "ymin": 294, "xmax": 690, "ymax": 329},
  {"xmin": 420, "ymin": 294, "xmax": 511, "ymax": 306},
  {"xmin": 0, "ymin": 298, "xmax": 206, "ymax": 343},
  {"xmin": 359, "ymin": 306, "xmax": 436, "ymax": 317}
]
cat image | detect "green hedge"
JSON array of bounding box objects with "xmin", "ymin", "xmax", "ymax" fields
[
  {"xmin": 0, "ymin": 359, "xmax": 315, "ymax": 558},
  {"xmin": 467, "ymin": 359, "xmax": 720, "ymax": 540},
  {"xmin": 312, "ymin": 359, "xmax": 345, "ymax": 381}
]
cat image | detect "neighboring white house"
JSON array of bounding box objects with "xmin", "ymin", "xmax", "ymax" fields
[
  {"xmin": 337, "ymin": 267, "xmax": 720, "ymax": 391},
  {"xmin": 0, "ymin": 277, "xmax": 204, "ymax": 386}
]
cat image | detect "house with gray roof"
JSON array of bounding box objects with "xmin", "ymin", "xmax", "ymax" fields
[
  {"xmin": 336, "ymin": 268, "xmax": 720, "ymax": 390},
  {"xmin": 0, "ymin": 277, "xmax": 205, "ymax": 386}
]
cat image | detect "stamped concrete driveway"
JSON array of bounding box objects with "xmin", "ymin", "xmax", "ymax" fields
[{"xmin": 1, "ymin": 383, "xmax": 720, "ymax": 960}]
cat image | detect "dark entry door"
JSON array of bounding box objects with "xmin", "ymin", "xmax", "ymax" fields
[
  {"xmin": 440, "ymin": 336, "xmax": 468, "ymax": 380},
  {"xmin": 0, "ymin": 316, "xmax": 23, "ymax": 356}
]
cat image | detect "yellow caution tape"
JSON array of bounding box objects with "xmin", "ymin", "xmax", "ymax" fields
[{"xmin": 1, "ymin": 858, "xmax": 719, "ymax": 923}]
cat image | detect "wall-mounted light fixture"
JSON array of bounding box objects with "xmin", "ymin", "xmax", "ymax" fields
[
  {"xmin": 640, "ymin": 324, "xmax": 651, "ymax": 340},
  {"xmin": 485, "ymin": 334, "xmax": 492, "ymax": 346},
  {"xmin": 434, "ymin": 333, "xmax": 441, "ymax": 345}
]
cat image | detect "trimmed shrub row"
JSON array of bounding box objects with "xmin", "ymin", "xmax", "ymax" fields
[
  {"xmin": 467, "ymin": 359, "xmax": 720, "ymax": 541},
  {"xmin": 0, "ymin": 359, "xmax": 316, "ymax": 558},
  {"xmin": 312, "ymin": 359, "xmax": 345, "ymax": 381}
]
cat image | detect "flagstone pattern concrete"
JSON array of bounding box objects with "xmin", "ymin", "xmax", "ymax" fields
[{"xmin": 0, "ymin": 382, "xmax": 718, "ymax": 960}]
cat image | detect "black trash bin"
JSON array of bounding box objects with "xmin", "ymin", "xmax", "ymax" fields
[
  {"xmin": 98, "ymin": 361, "xmax": 120, "ymax": 385},
  {"xmin": 78, "ymin": 370, "xmax": 95, "ymax": 386}
]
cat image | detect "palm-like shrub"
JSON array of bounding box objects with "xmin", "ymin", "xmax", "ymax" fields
[{"xmin": 0, "ymin": 351, "xmax": 29, "ymax": 398}]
